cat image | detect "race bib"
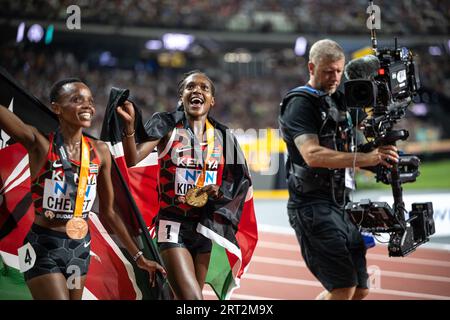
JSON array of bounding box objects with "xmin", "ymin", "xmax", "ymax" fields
[
  {"xmin": 43, "ymin": 179, "xmax": 96, "ymax": 213},
  {"xmin": 174, "ymin": 168, "xmax": 217, "ymax": 195},
  {"xmin": 18, "ymin": 243, "xmax": 36, "ymax": 273},
  {"xmin": 157, "ymin": 220, "xmax": 181, "ymax": 244}
]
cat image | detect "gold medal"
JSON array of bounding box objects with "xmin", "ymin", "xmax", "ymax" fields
[
  {"xmin": 186, "ymin": 187, "xmax": 208, "ymax": 207},
  {"xmin": 66, "ymin": 217, "xmax": 88, "ymax": 240}
]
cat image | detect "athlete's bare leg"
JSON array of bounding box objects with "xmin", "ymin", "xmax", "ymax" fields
[
  {"xmin": 160, "ymin": 247, "xmax": 203, "ymax": 300},
  {"xmin": 26, "ymin": 273, "xmax": 70, "ymax": 300},
  {"xmin": 194, "ymin": 252, "xmax": 211, "ymax": 290}
]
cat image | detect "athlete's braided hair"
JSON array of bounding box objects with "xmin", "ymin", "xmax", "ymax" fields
[{"xmin": 177, "ymin": 70, "xmax": 215, "ymax": 97}]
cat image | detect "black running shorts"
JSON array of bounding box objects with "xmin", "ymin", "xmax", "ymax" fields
[
  {"xmin": 21, "ymin": 223, "xmax": 91, "ymax": 281},
  {"xmin": 155, "ymin": 214, "xmax": 212, "ymax": 256}
]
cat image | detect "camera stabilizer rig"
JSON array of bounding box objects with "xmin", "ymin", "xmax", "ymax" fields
[{"xmin": 343, "ymin": 1, "xmax": 435, "ymax": 257}]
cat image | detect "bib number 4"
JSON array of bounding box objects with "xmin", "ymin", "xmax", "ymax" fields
[{"xmin": 17, "ymin": 243, "xmax": 36, "ymax": 273}]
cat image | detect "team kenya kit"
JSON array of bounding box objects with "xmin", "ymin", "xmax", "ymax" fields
[
  {"xmin": 159, "ymin": 121, "xmax": 224, "ymax": 213},
  {"xmin": 31, "ymin": 133, "xmax": 99, "ymax": 222}
]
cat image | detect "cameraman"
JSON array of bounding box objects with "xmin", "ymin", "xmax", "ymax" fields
[{"xmin": 279, "ymin": 39, "xmax": 399, "ymax": 300}]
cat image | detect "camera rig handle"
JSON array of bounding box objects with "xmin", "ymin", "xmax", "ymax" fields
[{"xmin": 389, "ymin": 150, "xmax": 407, "ymax": 226}]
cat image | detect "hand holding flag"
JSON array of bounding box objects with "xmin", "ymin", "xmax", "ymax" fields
[{"xmin": 135, "ymin": 255, "xmax": 167, "ymax": 287}]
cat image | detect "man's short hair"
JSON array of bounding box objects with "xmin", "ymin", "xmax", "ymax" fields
[
  {"xmin": 309, "ymin": 39, "xmax": 345, "ymax": 65},
  {"xmin": 49, "ymin": 78, "xmax": 83, "ymax": 103}
]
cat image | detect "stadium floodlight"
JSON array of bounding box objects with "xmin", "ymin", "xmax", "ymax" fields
[
  {"xmin": 162, "ymin": 33, "xmax": 194, "ymax": 51},
  {"xmin": 16, "ymin": 22, "xmax": 25, "ymax": 43},
  {"xmin": 294, "ymin": 37, "xmax": 307, "ymax": 56},
  {"xmin": 27, "ymin": 24, "xmax": 44, "ymax": 43},
  {"xmin": 428, "ymin": 46, "xmax": 442, "ymax": 56},
  {"xmin": 145, "ymin": 40, "xmax": 163, "ymax": 51}
]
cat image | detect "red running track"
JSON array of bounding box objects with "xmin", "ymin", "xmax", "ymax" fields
[{"xmin": 204, "ymin": 231, "xmax": 450, "ymax": 300}]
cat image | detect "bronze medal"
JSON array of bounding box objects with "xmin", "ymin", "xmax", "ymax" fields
[
  {"xmin": 66, "ymin": 217, "xmax": 88, "ymax": 240},
  {"xmin": 186, "ymin": 187, "xmax": 208, "ymax": 207}
]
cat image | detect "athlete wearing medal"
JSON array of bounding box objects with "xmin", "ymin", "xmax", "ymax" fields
[
  {"xmin": 118, "ymin": 71, "xmax": 224, "ymax": 300},
  {"xmin": 0, "ymin": 78, "xmax": 165, "ymax": 300}
]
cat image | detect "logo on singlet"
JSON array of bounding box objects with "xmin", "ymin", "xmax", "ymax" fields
[
  {"xmin": 44, "ymin": 210, "xmax": 55, "ymax": 220},
  {"xmin": 175, "ymin": 146, "xmax": 192, "ymax": 154},
  {"xmin": 52, "ymin": 161, "xmax": 63, "ymax": 169},
  {"xmin": 174, "ymin": 168, "xmax": 217, "ymax": 195}
]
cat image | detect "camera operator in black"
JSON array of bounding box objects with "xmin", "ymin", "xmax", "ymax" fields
[{"xmin": 279, "ymin": 39, "xmax": 399, "ymax": 300}]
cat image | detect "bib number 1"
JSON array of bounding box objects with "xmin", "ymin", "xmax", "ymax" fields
[{"xmin": 157, "ymin": 220, "xmax": 181, "ymax": 244}]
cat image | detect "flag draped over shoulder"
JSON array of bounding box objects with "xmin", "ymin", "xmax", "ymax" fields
[
  {"xmin": 198, "ymin": 118, "xmax": 258, "ymax": 300},
  {"xmin": 0, "ymin": 68, "xmax": 169, "ymax": 300},
  {"xmin": 100, "ymin": 88, "xmax": 160, "ymax": 228},
  {"xmin": 102, "ymin": 89, "xmax": 258, "ymax": 300}
]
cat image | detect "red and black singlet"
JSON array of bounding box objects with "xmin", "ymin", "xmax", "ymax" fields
[
  {"xmin": 158, "ymin": 123, "xmax": 224, "ymax": 218},
  {"xmin": 31, "ymin": 132, "xmax": 101, "ymax": 221}
]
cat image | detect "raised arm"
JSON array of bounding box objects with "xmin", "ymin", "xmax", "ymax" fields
[
  {"xmin": 0, "ymin": 104, "xmax": 49, "ymax": 178},
  {"xmin": 95, "ymin": 141, "xmax": 166, "ymax": 285},
  {"xmin": 0, "ymin": 104, "xmax": 47, "ymax": 151},
  {"xmin": 116, "ymin": 101, "xmax": 160, "ymax": 167},
  {"xmin": 295, "ymin": 133, "xmax": 399, "ymax": 169}
]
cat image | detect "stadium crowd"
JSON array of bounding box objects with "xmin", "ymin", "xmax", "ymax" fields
[
  {"xmin": 2, "ymin": 0, "xmax": 448, "ymax": 35},
  {"xmin": 0, "ymin": 0, "xmax": 448, "ymax": 141},
  {"xmin": 1, "ymin": 44, "xmax": 447, "ymax": 144}
]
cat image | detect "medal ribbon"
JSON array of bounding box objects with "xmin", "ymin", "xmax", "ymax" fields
[
  {"xmin": 73, "ymin": 136, "xmax": 90, "ymax": 218},
  {"xmin": 195, "ymin": 119, "xmax": 215, "ymax": 188},
  {"xmin": 54, "ymin": 132, "xmax": 90, "ymax": 217}
]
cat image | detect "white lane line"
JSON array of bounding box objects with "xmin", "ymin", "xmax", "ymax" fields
[
  {"xmin": 241, "ymin": 273, "xmax": 450, "ymax": 300},
  {"xmin": 252, "ymin": 256, "xmax": 450, "ymax": 283},
  {"xmin": 202, "ymin": 290, "xmax": 277, "ymax": 300},
  {"xmin": 245, "ymin": 273, "xmax": 321, "ymax": 287},
  {"xmin": 257, "ymin": 241, "xmax": 450, "ymax": 267}
]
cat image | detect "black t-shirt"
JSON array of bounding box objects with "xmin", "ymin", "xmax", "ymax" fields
[
  {"xmin": 280, "ymin": 95, "xmax": 322, "ymax": 167},
  {"xmin": 279, "ymin": 90, "xmax": 345, "ymax": 207}
]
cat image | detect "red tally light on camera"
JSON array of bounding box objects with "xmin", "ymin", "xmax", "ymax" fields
[{"xmin": 378, "ymin": 68, "xmax": 385, "ymax": 75}]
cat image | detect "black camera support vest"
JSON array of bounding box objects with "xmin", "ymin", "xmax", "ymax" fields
[{"xmin": 280, "ymin": 85, "xmax": 352, "ymax": 205}]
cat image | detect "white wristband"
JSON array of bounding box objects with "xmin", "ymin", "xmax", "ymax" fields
[{"xmin": 133, "ymin": 250, "xmax": 143, "ymax": 262}]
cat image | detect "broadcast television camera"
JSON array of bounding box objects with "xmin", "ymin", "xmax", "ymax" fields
[{"xmin": 343, "ymin": 2, "xmax": 435, "ymax": 257}]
